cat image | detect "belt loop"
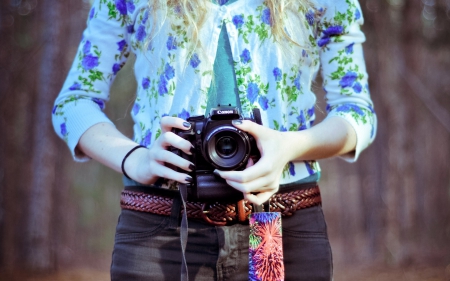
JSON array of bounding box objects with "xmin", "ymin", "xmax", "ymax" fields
[
  {"xmin": 169, "ymin": 194, "xmax": 181, "ymax": 229},
  {"xmin": 252, "ymin": 203, "xmax": 263, "ymax": 213},
  {"xmin": 263, "ymin": 200, "xmax": 270, "ymax": 212},
  {"xmin": 237, "ymin": 200, "xmax": 247, "ymax": 222}
]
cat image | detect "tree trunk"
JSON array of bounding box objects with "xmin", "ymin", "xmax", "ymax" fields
[{"xmin": 24, "ymin": 0, "xmax": 69, "ymax": 271}]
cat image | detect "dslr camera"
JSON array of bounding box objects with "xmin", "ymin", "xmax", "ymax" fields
[{"xmin": 172, "ymin": 106, "xmax": 261, "ymax": 202}]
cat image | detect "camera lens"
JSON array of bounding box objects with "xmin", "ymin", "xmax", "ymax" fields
[
  {"xmin": 216, "ymin": 136, "xmax": 237, "ymax": 158},
  {"xmin": 204, "ymin": 125, "xmax": 251, "ymax": 170}
]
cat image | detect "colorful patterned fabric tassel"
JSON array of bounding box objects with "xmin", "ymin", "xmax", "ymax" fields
[{"xmin": 249, "ymin": 212, "xmax": 285, "ymax": 281}]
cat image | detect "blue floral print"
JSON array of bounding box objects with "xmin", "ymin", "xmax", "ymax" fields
[
  {"xmin": 112, "ymin": 63, "xmax": 121, "ymax": 75},
  {"xmin": 142, "ymin": 77, "xmax": 150, "ymax": 89},
  {"xmin": 115, "ymin": 0, "xmax": 127, "ymax": 15},
  {"xmin": 178, "ymin": 108, "xmax": 190, "ymax": 120},
  {"xmin": 82, "ymin": 54, "xmax": 99, "ymax": 70},
  {"xmin": 190, "ymin": 53, "xmax": 201, "ymax": 68},
  {"xmin": 306, "ymin": 10, "xmax": 315, "ymax": 26},
  {"xmin": 289, "ymin": 162, "xmax": 295, "ymax": 176},
  {"xmin": 132, "ymin": 103, "xmax": 140, "ymax": 115},
  {"xmin": 323, "ymin": 25, "xmax": 344, "ymax": 36},
  {"xmin": 247, "ymin": 82, "xmax": 259, "ymax": 104},
  {"xmin": 126, "ymin": 0, "xmax": 135, "ymax": 14},
  {"xmin": 158, "ymin": 74, "xmax": 168, "ymax": 95},
  {"xmin": 339, "ymin": 71, "xmax": 358, "ymax": 88},
  {"xmin": 60, "ymin": 123, "xmax": 67, "ymax": 136},
  {"xmin": 297, "ymin": 111, "xmax": 307, "ymax": 130},
  {"xmin": 261, "ymin": 8, "xmax": 271, "ymax": 25},
  {"xmin": 355, "ymin": 9, "xmax": 361, "ymax": 20},
  {"xmin": 164, "ymin": 63, "xmax": 175, "ymax": 80},
  {"xmin": 92, "ymin": 98, "xmax": 105, "ymax": 110},
  {"xmin": 294, "ymin": 72, "xmax": 302, "ymax": 91},
  {"xmin": 136, "ymin": 25, "xmax": 146, "ymax": 42},
  {"xmin": 345, "ymin": 43, "xmax": 354, "ymax": 54},
  {"xmin": 258, "ymin": 96, "xmax": 269, "ymax": 110},
  {"xmin": 89, "ymin": 7, "xmax": 95, "ymax": 20},
  {"xmin": 318, "ymin": 37, "xmax": 331, "ymax": 47},
  {"xmin": 307, "ymin": 106, "xmax": 315, "ymax": 118},
  {"xmin": 273, "ymin": 67, "xmax": 282, "ymax": 82},
  {"xmin": 336, "ymin": 104, "xmax": 365, "ymax": 116},
  {"xmin": 127, "ymin": 25, "xmax": 134, "ymax": 33},
  {"xmin": 240, "ymin": 49, "xmax": 251, "ymax": 64},
  {"xmin": 166, "ymin": 36, "xmax": 177, "ymax": 50},
  {"xmin": 117, "ymin": 39, "xmax": 127, "ymax": 51},
  {"xmin": 114, "ymin": 0, "xmax": 136, "ymax": 16},
  {"xmin": 318, "ymin": 25, "xmax": 344, "ymax": 48},
  {"xmin": 142, "ymin": 10, "xmax": 149, "ymax": 24},
  {"xmin": 353, "ymin": 82, "xmax": 362, "ymax": 93},
  {"xmin": 232, "ymin": 15, "xmax": 244, "ymax": 29},
  {"xmin": 141, "ymin": 130, "xmax": 152, "ymax": 146},
  {"xmin": 304, "ymin": 161, "xmax": 315, "ymax": 175},
  {"xmin": 69, "ymin": 82, "xmax": 81, "ymax": 91},
  {"xmin": 81, "ymin": 41, "xmax": 99, "ymax": 70}
]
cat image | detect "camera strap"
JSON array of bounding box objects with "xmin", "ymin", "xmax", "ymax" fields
[{"xmin": 179, "ymin": 183, "xmax": 189, "ymax": 281}]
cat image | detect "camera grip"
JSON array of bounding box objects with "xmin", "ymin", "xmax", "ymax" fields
[{"xmin": 190, "ymin": 173, "xmax": 244, "ymax": 202}]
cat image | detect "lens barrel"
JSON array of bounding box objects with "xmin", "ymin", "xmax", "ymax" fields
[{"xmin": 203, "ymin": 125, "xmax": 251, "ymax": 170}]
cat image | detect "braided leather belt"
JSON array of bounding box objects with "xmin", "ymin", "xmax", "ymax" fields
[{"xmin": 120, "ymin": 185, "xmax": 321, "ymax": 226}]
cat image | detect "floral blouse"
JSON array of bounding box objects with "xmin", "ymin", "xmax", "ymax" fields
[{"xmin": 52, "ymin": 0, "xmax": 377, "ymax": 186}]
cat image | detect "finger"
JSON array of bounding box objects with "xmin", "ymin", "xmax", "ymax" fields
[
  {"xmin": 157, "ymin": 131, "xmax": 193, "ymax": 155},
  {"xmin": 245, "ymin": 157, "xmax": 254, "ymax": 169},
  {"xmin": 151, "ymin": 163, "xmax": 193, "ymax": 184},
  {"xmin": 231, "ymin": 119, "xmax": 267, "ymax": 138},
  {"xmin": 160, "ymin": 116, "xmax": 191, "ymax": 133},
  {"xmin": 216, "ymin": 158, "xmax": 274, "ymax": 183},
  {"xmin": 244, "ymin": 191, "xmax": 274, "ymax": 205},
  {"xmin": 224, "ymin": 175, "xmax": 276, "ymax": 194},
  {"xmin": 153, "ymin": 150, "xmax": 194, "ymax": 172}
]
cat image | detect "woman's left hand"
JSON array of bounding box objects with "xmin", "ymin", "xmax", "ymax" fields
[{"xmin": 214, "ymin": 120, "xmax": 291, "ymax": 205}]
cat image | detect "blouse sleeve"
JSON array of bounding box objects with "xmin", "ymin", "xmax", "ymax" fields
[
  {"xmin": 318, "ymin": 0, "xmax": 377, "ymax": 162},
  {"xmin": 51, "ymin": 0, "xmax": 137, "ymax": 161}
]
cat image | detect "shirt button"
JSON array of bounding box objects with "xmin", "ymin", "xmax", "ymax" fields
[
  {"xmin": 220, "ymin": 6, "xmax": 227, "ymax": 12},
  {"xmin": 238, "ymin": 85, "xmax": 246, "ymax": 92}
]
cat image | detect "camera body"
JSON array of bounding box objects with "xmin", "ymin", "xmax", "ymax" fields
[{"xmin": 172, "ymin": 106, "xmax": 261, "ymax": 202}]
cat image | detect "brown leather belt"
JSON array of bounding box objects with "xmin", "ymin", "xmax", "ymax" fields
[{"xmin": 120, "ymin": 185, "xmax": 321, "ymax": 226}]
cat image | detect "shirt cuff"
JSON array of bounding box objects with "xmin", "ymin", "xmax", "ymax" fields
[{"xmin": 325, "ymin": 111, "xmax": 377, "ymax": 163}]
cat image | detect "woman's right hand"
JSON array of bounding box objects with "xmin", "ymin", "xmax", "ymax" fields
[{"xmin": 123, "ymin": 116, "xmax": 195, "ymax": 185}]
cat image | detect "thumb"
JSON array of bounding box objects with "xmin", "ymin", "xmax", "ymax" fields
[{"xmin": 231, "ymin": 119, "xmax": 263, "ymax": 136}]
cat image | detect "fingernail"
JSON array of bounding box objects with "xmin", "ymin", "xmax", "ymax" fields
[
  {"xmin": 213, "ymin": 169, "xmax": 221, "ymax": 177},
  {"xmin": 185, "ymin": 176, "xmax": 193, "ymax": 183},
  {"xmin": 189, "ymin": 164, "xmax": 195, "ymax": 171},
  {"xmin": 190, "ymin": 146, "xmax": 196, "ymax": 154},
  {"xmin": 183, "ymin": 122, "xmax": 191, "ymax": 128},
  {"xmin": 232, "ymin": 119, "xmax": 243, "ymax": 125}
]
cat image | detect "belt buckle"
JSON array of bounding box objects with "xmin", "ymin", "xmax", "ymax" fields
[
  {"xmin": 200, "ymin": 200, "xmax": 249, "ymax": 226},
  {"xmin": 201, "ymin": 203, "xmax": 228, "ymax": 226}
]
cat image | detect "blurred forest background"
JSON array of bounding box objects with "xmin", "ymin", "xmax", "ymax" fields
[{"xmin": 1, "ymin": 0, "xmax": 450, "ymax": 280}]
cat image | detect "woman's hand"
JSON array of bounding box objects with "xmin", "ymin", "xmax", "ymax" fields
[
  {"xmin": 77, "ymin": 118, "xmax": 196, "ymax": 186},
  {"xmin": 124, "ymin": 116, "xmax": 195, "ymax": 185},
  {"xmin": 214, "ymin": 120, "xmax": 292, "ymax": 205},
  {"xmin": 214, "ymin": 116, "xmax": 358, "ymax": 205}
]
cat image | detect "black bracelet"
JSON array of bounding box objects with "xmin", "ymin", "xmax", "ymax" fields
[{"xmin": 121, "ymin": 145, "xmax": 147, "ymax": 180}]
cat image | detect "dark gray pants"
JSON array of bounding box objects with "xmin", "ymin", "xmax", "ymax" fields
[{"xmin": 110, "ymin": 203, "xmax": 333, "ymax": 281}]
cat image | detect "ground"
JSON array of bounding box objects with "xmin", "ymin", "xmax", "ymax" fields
[{"xmin": 1, "ymin": 264, "xmax": 449, "ymax": 281}]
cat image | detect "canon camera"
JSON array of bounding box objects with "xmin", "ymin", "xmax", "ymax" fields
[{"xmin": 171, "ymin": 106, "xmax": 261, "ymax": 201}]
